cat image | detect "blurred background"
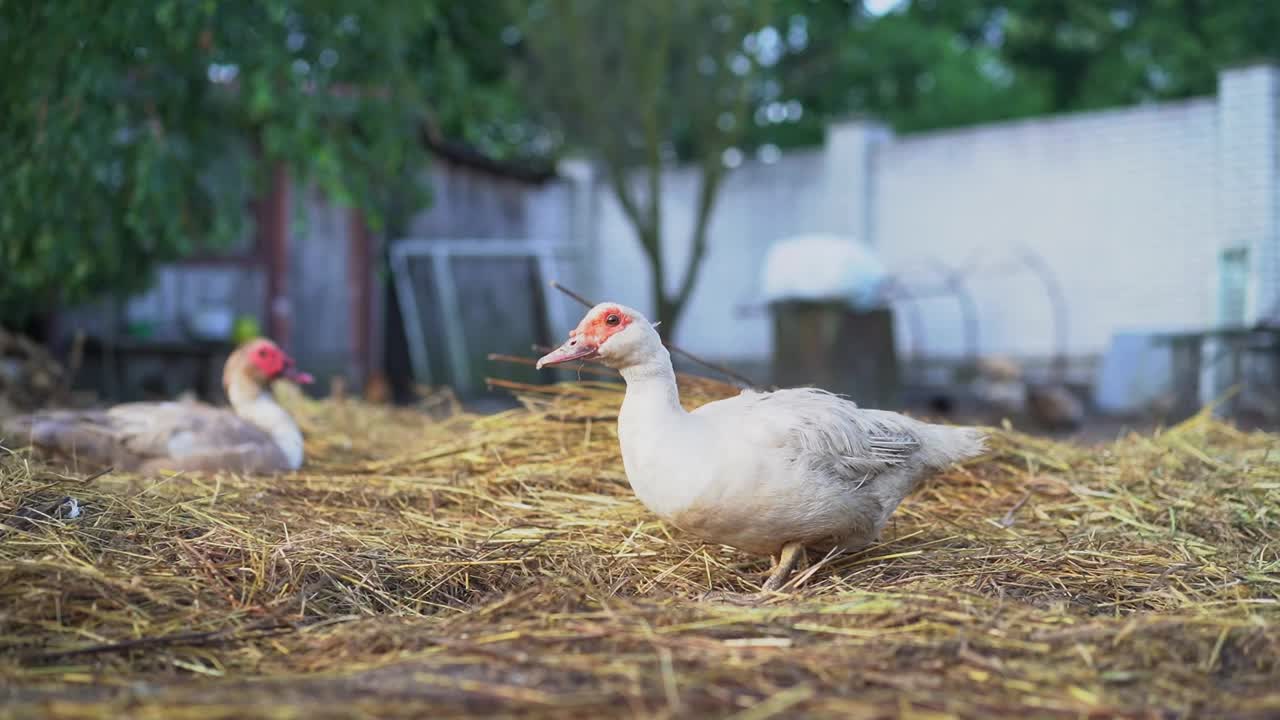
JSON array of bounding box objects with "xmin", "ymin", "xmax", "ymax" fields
[{"xmin": 2, "ymin": 0, "xmax": 1279, "ymax": 437}]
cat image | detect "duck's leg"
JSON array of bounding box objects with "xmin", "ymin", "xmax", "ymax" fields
[{"xmin": 761, "ymin": 541, "xmax": 806, "ymax": 593}]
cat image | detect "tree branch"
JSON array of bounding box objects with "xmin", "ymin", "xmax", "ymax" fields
[
  {"xmin": 665, "ymin": 1, "xmax": 768, "ymax": 327},
  {"xmin": 638, "ymin": 3, "xmax": 673, "ymax": 250},
  {"xmin": 605, "ymin": 162, "xmax": 656, "ymax": 263},
  {"xmin": 671, "ymin": 162, "xmax": 724, "ymax": 316}
]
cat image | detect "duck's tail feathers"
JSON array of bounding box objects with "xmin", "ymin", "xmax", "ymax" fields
[{"xmin": 917, "ymin": 424, "xmax": 987, "ymax": 469}]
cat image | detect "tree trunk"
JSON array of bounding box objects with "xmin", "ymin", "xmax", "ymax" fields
[
  {"xmin": 641, "ymin": 226, "xmax": 675, "ymax": 341},
  {"xmin": 656, "ymin": 164, "xmax": 721, "ymax": 343},
  {"xmin": 655, "ymin": 297, "xmax": 676, "ymax": 342}
]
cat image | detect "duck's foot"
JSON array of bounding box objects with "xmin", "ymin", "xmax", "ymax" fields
[{"xmin": 760, "ymin": 541, "xmax": 807, "ymax": 593}]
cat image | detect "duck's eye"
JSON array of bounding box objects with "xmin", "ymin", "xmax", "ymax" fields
[{"xmin": 606, "ymin": 313, "xmax": 621, "ymax": 327}]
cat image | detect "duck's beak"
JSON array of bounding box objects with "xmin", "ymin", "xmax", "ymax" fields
[
  {"xmin": 284, "ymin": 368, "xmax": 315, "ymax": 384},
  {"xmin": 281, "ymin": 356, "xmax": 315, "ymax": 384},
  {"xmin": 536, "ymin": 336, "xmax": 599, "ymax": 369}
]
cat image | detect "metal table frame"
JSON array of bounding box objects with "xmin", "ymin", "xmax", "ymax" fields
[
  {"xmin": 388, "ymin": 239, "xmax": 577, "ymax": 389},
  {"xmin": 1152, "ymin": 326, "xmax": 1280, "ymax": 419}
]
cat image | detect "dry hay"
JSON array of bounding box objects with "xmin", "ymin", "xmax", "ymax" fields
[{"xmin": 0, "ymin": 373, "xmax": 1277, "ymax": 719}]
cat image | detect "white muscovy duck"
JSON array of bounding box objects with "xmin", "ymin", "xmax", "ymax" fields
[
  {"xmin": 2, "ymin": 338, "xmax": 313, "ymax": 474},
  {"xmin": 537, "ymin": 303, "xmax": 986, "ymax": 592}
]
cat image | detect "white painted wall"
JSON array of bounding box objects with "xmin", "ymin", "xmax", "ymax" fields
[
  {"xmin": 874, "ymin": 98, "xmax": 1219, "ymax": 359},
  {"xmin": 1217, "ymin": 66, "xmax": 1280, "ymax": 324},
  {"xmin": 572, "ymin": 65, "xmax": 1280, "ymax": 376}
]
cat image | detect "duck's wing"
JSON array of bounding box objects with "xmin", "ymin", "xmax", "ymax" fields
[
  {"xmin": 3, "ymin": 401, "xmax": 277, "ymax": 472},
  {"xmin": 4, "ymin": 405, "xmax": 148, "ymax": 469},
  {"xmin": 695, "ymin": 387, "xmax": 982, "ymax": 478}
]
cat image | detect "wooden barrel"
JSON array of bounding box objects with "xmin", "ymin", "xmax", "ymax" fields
[{"xmin": 771, "ymin": 301, "xmax": 900, "ymax": 408}]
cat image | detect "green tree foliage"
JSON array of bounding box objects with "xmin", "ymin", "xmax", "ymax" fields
[
  {"xmin": 911, "ymin": 0, "xmax": 1280, "ymax": 113},
  {"xmin": 0, "ymin": 1, "xmax": 516, "ymax": 326},
  {"xmin": 761, "ymin": 0, "xmax": 1280, "ymax": 141},
  {"xmin": 7, "ymin": 0, "xmax": 1277, "ymax": 331}
]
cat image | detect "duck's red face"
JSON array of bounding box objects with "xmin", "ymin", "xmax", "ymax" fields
[
  {"xmin": 243, "ymin": 339, "xmax": 314, "ymax": 385},
  {"xmin": 537, "ymin": 305, "xmax": 634, "ymax": 368}
]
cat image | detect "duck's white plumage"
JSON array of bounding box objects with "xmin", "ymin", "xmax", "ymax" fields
[{"xmin": 541, "ymin": 303, "xmax": 986, "ymax": 561}]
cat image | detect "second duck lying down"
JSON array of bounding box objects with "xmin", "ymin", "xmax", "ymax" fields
[
  {"xmin": 2, "ymin": 339, "xmax": 313, "ymax": 475},
  {"xmin": 538, "ymin": 303, "xmax": 987, "ymax": 593}
]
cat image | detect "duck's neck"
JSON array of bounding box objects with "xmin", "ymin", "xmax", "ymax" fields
[
  {"xmin": 615, "ymin": 345, "xmax": 695, "ymax": 518},
  {"xmin": 226, "ymin": 376, "xmax": 304, "ymax": 470},
  {"xmin": 619, "ymin": 346, "xmax": 684, "ymax": 419}
]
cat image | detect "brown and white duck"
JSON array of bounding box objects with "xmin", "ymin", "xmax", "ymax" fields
[{"xmin": 1, "ymin": 338, "xmax": 313, "ymax": 474}]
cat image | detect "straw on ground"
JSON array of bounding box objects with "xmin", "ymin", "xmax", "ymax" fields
[{"xmin": 1, "ymin": 375, "xmax": 1277, "ymax": 718}]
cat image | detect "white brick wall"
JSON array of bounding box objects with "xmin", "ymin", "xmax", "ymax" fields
[
  {"xmin": 874, "ymin": 98, "xmax": 1219, "ymax": 359},
  {"xmin": 575, "ymin": 64, "xmax": 1280, "ymax": 370},
  {"xmin": 1218, "ymin": 66, "xmax": 1280, "ymax": 324}
]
